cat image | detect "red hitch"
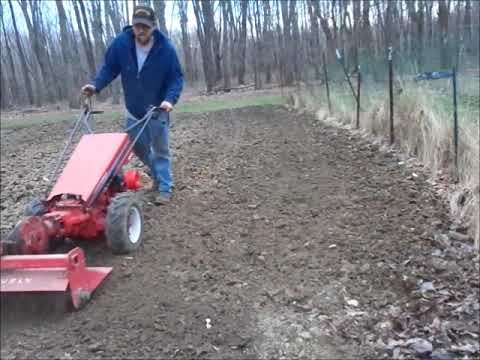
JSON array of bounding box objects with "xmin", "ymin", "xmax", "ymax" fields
[{"xmin": 1, "ymin": 247, "xmax": 111, "ymax": 309}]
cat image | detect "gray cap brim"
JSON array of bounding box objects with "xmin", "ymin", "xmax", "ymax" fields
[{"xmin": 133, "ymin": 18, "xmax": 154, "ymax": 28}]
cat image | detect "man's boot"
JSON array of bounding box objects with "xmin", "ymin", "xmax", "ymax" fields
[{"xmin": 152, "ymin": 191, "xmax": 172, "ymax": 205}]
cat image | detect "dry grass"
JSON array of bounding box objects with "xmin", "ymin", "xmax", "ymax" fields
[{"xmin": 292, "ymin": 76, "xmax": 479, "ymax": 250}]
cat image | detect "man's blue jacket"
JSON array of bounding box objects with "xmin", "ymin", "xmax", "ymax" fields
[{"xmin": 93, "ymin": 26, "xmax": 184, "ymax": 119}]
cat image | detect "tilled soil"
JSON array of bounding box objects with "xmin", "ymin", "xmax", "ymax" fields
[{"xmin": 1, "ymin": 106, "xmax": 478, "ymax": 359}]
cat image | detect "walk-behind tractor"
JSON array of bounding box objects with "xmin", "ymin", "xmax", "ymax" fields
[{"xmin": 0, "ymin": 103, "xmax": 160, "ymax": 309}]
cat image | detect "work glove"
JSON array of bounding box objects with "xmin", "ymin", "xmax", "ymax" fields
[{"xmin": 81, "ymin": 84, "xmax": 96, "ymax": 97}]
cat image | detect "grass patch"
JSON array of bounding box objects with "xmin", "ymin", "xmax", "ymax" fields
[
  {"xmin": 177, "ymin": 95, "xmax": 285, "ymax": 113},
  {"xmin": 0, "ymin": 111, "xmax": 124, "ymax": 131},
  {"xmin": 0, "ymin": 95, "xmax": 286, "ymax": 130}
]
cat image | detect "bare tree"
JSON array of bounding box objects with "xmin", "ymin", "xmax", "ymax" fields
[
  {"xmin": 0, "ymin": 0, "xmax": 477, "ymax": 106},
  {"xmin": 55, "ymin": 0, "xmax": 76, "ymax": 107},
  {"xmin": 90, "ymin": 0, "xmax": 107, "ymax": 64},
  {"xmin": 72, "ymin": 0, "xmax": 96, "ymax": 78},
  {"xmin": 221, "ymin": 0, "xmax": 231, "ymax": 90},
  {"xmin": 152, "ymin": 0, "xmax": 168, "ymax": 36},
  {"xmin": 238, "ymin": 0, "xmax": 248, "ymax": 84},
  {"xmin": 0, "ymin": 3, "xmax": 20, "ymax": 104},
  {"xmin": 78, "ymin": 0, "xmax": 96, "ymax": 64},
  {"xmin": 262, "ymin": 0, "xmax": 275, "ymax": 83},
  {"xmin": 6, "ymin": 0, "xmax": 34, "ymax": 105},
  {"xmin": 464, "ymin": 0, "xmax": 472, "ymax": 52},
  {"xmin": 315, "ymin": 1, "xmax": 336, "ymax": 62},
  {"xmin": 178, "ymin": 1, "xmax": 195, "ymax": 84},
  {"xmin": 425, "ymin": 0, "xmax": 434, "ymax": 46},
  {"xmin": 438, "ymin": 0, "xmax": 450, "ymax": 68},
  {"xmin": 192, "ymin": 0, "xmax": 217, "ymax": 92},
  {"xmin": 105, "ymin": 0, "xmax": 122, "ymax": 104},
  {"xmin": 248, "ymin": 1, "xmax": 262, "ymax": 89},
  {"xmin": 290, "ymin": 0, "xmax": 301, "ymax": 82},
  {"xmin": 226, "ymin": 0, "xmax": 238, "ymax": 79},
  {"xmin": 0, "ymin": 57, "xmax": 9, "ymax": 108},
  {"xmin": 362, "ymin": 0, "xmax": 374, "ymax": 56},
  {"xmin": 19, "ymin": 0, "xmax": 57, "ymax": 103}
]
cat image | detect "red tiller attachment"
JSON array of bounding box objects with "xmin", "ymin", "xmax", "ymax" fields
[{"xmin": 0, "ymin": 247, "xmax": 111, "ymax": 309}]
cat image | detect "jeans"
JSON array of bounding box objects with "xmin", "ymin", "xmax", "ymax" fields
[{"xmin": 125, "ymin": 111, "xmax": 173, "ymax": 193}]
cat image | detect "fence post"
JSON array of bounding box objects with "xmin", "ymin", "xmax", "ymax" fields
[
  {"xmin": 322, "ymin": 53, "xmax": 332, "ymax": 115},
  {"xmin": 452, "ymin": 67, "xmax": 458, "ymax": 180},
  {"xmin": 356, "ymin": 66, "xmax": 361, "ymax": 129},
  {"xmin": 388, "ymin": 47, "xmax": 394, "ymax": 145}
]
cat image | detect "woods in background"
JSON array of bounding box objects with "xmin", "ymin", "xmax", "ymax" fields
[{"xmin": 0, "ymin": 0, "xmax": 479, "ymax": 109}]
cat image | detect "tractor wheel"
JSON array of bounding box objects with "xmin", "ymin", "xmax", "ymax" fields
[
  {"xmin": 24, "ymin": 198, "xmax": 45, "ymax": 216},
  {"xmin": 105, "ymin": 192, "xmax": 144, "ymax": 254}
]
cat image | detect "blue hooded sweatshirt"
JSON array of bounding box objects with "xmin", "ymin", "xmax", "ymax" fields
[{"xmin": 93, "ymin": 26, "xmax": 184, "ymax": 119}]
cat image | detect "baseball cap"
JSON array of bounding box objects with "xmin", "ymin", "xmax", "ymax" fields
[{"xmin": 132, "ymin": 5, "xmax": 156, "ymax": 28}]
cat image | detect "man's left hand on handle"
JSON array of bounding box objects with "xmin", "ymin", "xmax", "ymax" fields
[{"xmin": 159, "ymin": 101, "xmax": 173, "ymax": 113}]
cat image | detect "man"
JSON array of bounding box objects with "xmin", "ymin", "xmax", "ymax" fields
[{"xmin": 82, "ymin": 5, "xmax": 184, "ymax": 204}]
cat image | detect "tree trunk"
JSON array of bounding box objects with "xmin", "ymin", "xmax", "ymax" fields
[
  {"xmin": 385, "ymin": 0, "xmax": 394, "ymax": 48},
  {"xmin": 227, "ymin": 0, "xmax": 238, "ymax": 79},
  {"xmin": 464, "ymin": 0, "xmax": 472, "ymax": 52},
  {"xmin": 72, "ymin": 0, "xmax": 96, "ymax": 78},
  {"xmin": 19, "ymin": 0, "xmax": 57, "ymax": 104},
  {"xmin": 40, "ymin": 4, "xmax": 64, "ymax": 102},
  {"xmin": 78, "ymin": 0, "xmax": 97, "ymax": 73},
  {"xmin": 438, "ymin": 0, "xmax": 450, "ymax": 68},
  {"xmin": 262, "ymin": 0, "xmax": 274, "ymax": 83},
  {"xmin": 315, "ymin": 1, "xmax": 336, "ymax": 63},
  {"xmin": 406, "ymin": 0, "xmax": 416, "ymax": 58},
  {"xmin": 192, "ymin": 0, "xmax": 216, "ymax": 92},
  {"xmin": 56, "ymin": 0, "xmax": 77, "ymax": 107},
  {"xmin": 221, "ymin": 0, "xmax": 231, "ymax": 90},
  {"xmin": 280, "ymin": 0, "xmax": 294, "ymax": 85},
  {"xmin": 153, "ymin": 0, "xmax": 168, "ymax": 36},
  {"xmin": 125, "ymin": 0, "xmax": 130, "ymax": 25},
  {"xmin": 237, "ymin": 0, "xmax": 248, "ymax": 85},
  {"xmin": 106, "ymin": 0, "xmax": 122, "ymax": 34},
  {"xmin": 417, "ymin": 0, "xmax": 425, "ymax": 70},
  {"xmin": 212, "ymin": 10, "xmax": 222, "ymax": 84},
  {"xmin": 7, "ymin": 0, "xmax": 34, "ymax": 105},
  {"xmin": 426, "ymin": 1, "xmax": 433, "ymax": 46},
  {"xmin": 0, "ymin": 6, "xmax": 20, "ymax": 104},
  {"xmin": 67, "ymin": 11, "xmax": 86, "ymax": 89},
  {"xmin": 248, "ymin": 6, "xmax": 259, "ymax": 90},
  {"xmin": 178, "ymin": 1, "xmax": 194, "ymax": 83},
  {"xmin": 290, "ymin": 0, "xmax": 300, "ymax": 82},
  {"xmin": 352, "ymin": 0, "xmax": 360, "ymax": 69},
  {"xmin": 90, "ymin": 0, "xmax": 106, "ymax": 64},
  {"xmin": 454, "ymin": 0, "xmax": 462, "ymax": 69},
  {"xmin": 0, "ymin": 58, "xmax": 9, "ymax": 109},
  {"xmin": 105, "ymin": 0, "xmax": 121, "ymax": 104},
  {"xmin": 374, "ymin": 0, "xmax": 386, "ymax": 57},
  {"xmin": 361, "ymin": 0, "xmax": 373, "ymax": 55}
]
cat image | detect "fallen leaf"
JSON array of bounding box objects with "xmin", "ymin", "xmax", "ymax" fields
[
  {"xmin": 386, "ymin": 339, "xmax": 406, "ymax": 350},
  {"xmin": 406, "ymin": 338, "xmax": 433, "ymax": 354},
  {"xmin": 346, "ymin": 298, "xmax": 359, "ymax": 307},
  {"xmin": 419, "ymin": 281, "xmax": 435, "ymax": 293},
  {"xmin": 451, "ymin": 342, "xmax": 480, "ymax": 353}
]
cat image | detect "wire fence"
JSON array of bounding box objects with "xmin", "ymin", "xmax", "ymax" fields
[{"xmin": 299, "ymin": 41, "xmax": 479, "ymax": 186}]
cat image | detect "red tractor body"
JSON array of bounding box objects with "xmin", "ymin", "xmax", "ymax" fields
[{"xmin": 1, "ymin": 131, "xmax": 144, "ymax": 309}]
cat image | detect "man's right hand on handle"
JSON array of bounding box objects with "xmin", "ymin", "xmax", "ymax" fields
[{"xmin": 81, "ymin": 84, "xmax": 96, "ymax": 97}]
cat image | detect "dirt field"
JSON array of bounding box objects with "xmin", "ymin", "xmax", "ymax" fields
[{"xmin": 1, "ymin": 105, "xmax": 478, "ymax": 359}]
